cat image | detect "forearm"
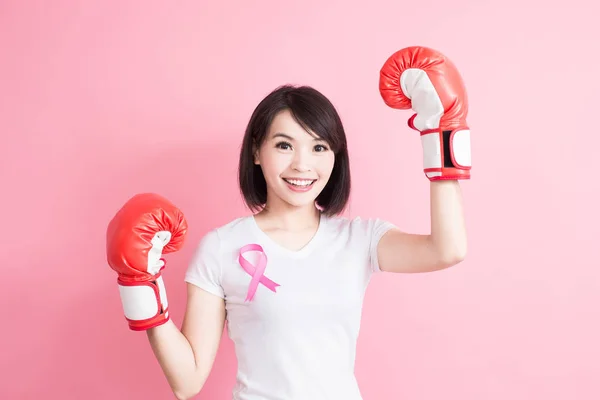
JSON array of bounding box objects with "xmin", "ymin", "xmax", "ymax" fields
[
  {"xmin": 429, "ymin": 180, "xmax": 468, "ymax": 263},
  {"xmin": 147, "ymin": 320, "xmax": 204, "ymax": 400}
]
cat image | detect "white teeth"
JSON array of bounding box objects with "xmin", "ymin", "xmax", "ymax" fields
[{"xmin": 284, "ymin": 179, "xmax": 314, "ymax": 186}]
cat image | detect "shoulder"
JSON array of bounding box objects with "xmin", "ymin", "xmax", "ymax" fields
[
  {"xmin": 186, "ymin": 215, "xmax": 253, "ymax": 273},
  {"xmin": 193, "ymin": 215, "xmax": 254, "ymax": 252},
  {"xmin": 325, "ymin": 214, "xmax": 395, "ymax": 237}
]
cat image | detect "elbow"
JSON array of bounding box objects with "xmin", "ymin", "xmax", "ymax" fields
[
  {"xmin": 439, "ymin": 245, "xmax": 467, "ymax": 268},
  {"xmin": 430, "ymin": 234, "xmax": 467, "ymax": 269},
  {"xmin": 173, "ymin": 388, "xmax": 200, "ymax": 400},
  {"xmin": 447, "ymin": 252, "xmax": 466, "ymax": 267},
  {"xmin": 173, "ymin": 381, "xmax": 203, "ymax": 400},
  {"xmin": 172, "ymin": 367, "xmax": 208, "ymax": 400},
  {"xmin": 452, "ymin": 246, "xmax": 467, "ymax": 264}
]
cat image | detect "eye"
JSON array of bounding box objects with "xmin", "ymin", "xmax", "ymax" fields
[
  {"xmin": 314, "ymin": 144, "xmax": 329, "ymax": 152},
  {"xmin": 275, "ymin": 141, "xmax": 292, "ymax": 150}
]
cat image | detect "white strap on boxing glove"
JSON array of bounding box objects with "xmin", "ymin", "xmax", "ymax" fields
[
  {"xmin": 118, "ymin": 275, "xmax": 169, "ymax": 323},
  {"xmin": 402, "ymin": 68, "xmax": 472, "ymax": 180},
  {"xmin": 117, "ymin": 230, "xmax": 172, "ymax": 331}
]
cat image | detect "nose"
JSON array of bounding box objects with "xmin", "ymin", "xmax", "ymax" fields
[{"xmin": 291, "ymin": 148, "xmax": 312, "ymax": 172}]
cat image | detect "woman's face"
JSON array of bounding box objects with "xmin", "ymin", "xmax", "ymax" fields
[{"xmin": 254, "ymin": 109, "xmax": 335, "ymax": 211}]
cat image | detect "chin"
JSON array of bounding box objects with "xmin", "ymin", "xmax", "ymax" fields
[
  {"xmin": 280, "ymin": 191, "xmax": 323, "ymax": 209},
  {"xmin": 282, "ymin": 196, "xmax": 319, "ymax": 209}
]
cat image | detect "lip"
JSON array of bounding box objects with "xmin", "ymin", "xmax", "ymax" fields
[{"xmin": 282, "ymin": 177, "xmax": 316, "ymax": 193}]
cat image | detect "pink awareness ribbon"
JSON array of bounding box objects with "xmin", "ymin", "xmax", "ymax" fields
[{"xmin": 238, "ymin": 244, "xmax": 280, "ymax": 302}]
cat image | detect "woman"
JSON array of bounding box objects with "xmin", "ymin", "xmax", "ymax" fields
[{"xmin": 106, "ymin": 46, "xmax": 470, "ymax": 400}]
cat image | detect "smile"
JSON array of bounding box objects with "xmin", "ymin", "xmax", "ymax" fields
[{"xmin": 282, "ymin": 178, "xmax": 316, "ymax": 187}]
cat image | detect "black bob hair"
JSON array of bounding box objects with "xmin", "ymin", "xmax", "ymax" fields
[{"xmin": 238, "ymin": 84, "xmax": 351, "ymax": 216}]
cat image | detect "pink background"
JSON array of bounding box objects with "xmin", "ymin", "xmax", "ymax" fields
[{"xmin": 2, "ymin": 1, "xmax": 598, "ymax": 399}]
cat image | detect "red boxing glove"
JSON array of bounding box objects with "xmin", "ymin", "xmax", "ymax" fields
[
  {"xmin": 106, "ymin": 193, "xmax": 188, "ymax": 331},
  {"xmin": 379, "ymin": 46, "xmax": 471, "ymax": 180}
]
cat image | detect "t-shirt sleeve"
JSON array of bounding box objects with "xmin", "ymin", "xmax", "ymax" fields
[
  {"xmin": 367, "ymin": 218, "xmax": 397, "ymax": 273},
  {"xmin": 184, "ymin": 228, "xmax": 225, "ymax": 299}
]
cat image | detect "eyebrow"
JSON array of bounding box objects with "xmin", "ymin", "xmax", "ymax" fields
[{"xmin": 272, "ymin": 132, "xmax": 325, "ymax": 142}]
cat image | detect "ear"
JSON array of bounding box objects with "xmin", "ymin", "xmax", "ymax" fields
[{"xmin": 252, "ymin": 142, "xmax": 260, "ymax": 165}]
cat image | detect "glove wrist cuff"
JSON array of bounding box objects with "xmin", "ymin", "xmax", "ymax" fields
[
  {"xmin": 420, "ymin": 127, "xmax": 472, "ymax": 180},
  {"xmin": 117, "ymin": 275, "xmax": 170, "ymax": 331}
]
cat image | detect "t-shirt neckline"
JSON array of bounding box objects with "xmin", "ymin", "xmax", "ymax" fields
[{"xmin": 248, "ymin": 212, "xmax": 327, "ymax": 258}]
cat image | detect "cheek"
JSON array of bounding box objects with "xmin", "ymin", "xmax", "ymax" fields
[
  {"xmin": 261, "ymin": 153, "xmax": 288, "ymax": 177},
  {"xmin": 318, "ymin": 154, "xmax": 336, "ymax": 177}
]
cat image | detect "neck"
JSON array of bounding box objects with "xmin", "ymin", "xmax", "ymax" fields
[{"xmin": 256, "ymin": 203, "xmax": 321, "ymax": 231}]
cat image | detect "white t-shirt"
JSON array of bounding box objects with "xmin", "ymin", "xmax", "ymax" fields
[{"xmin": 184, "ymin": 213, "xmax": 396, "ymax": 400}]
